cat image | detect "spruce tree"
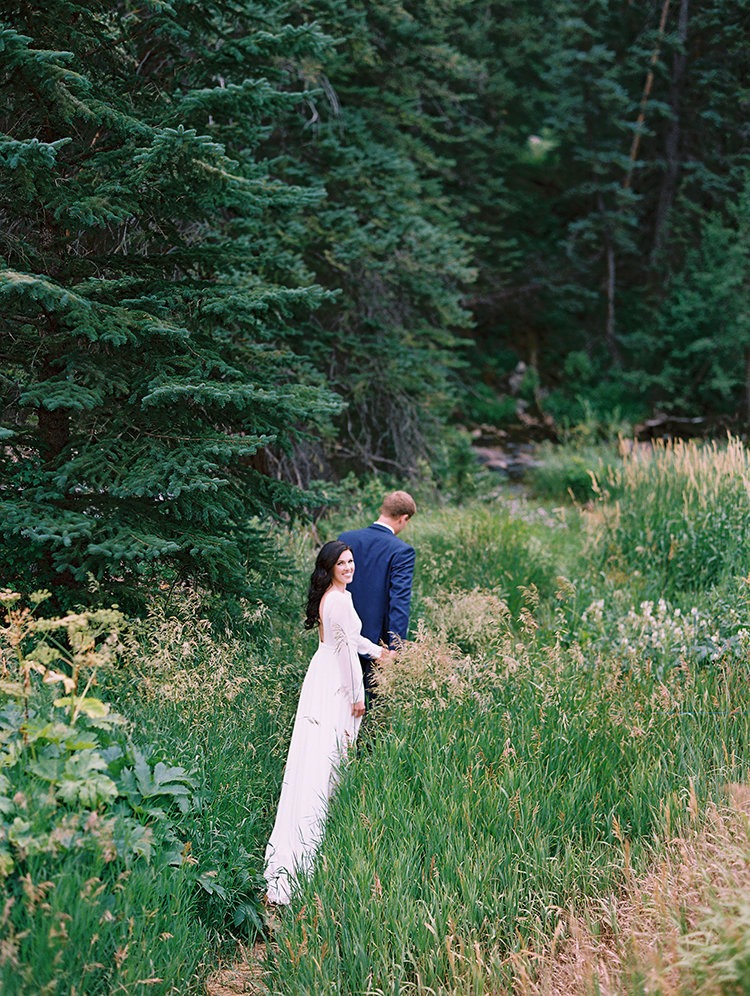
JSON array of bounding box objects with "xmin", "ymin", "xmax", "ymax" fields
[
  {"xmin": 0, "ymin": 1, "xmax": 339, "ymax": 600},
  {"xmin": 630, "ymin": 175, "xmax": 750, "ymax": 417},
  {"xmin": 437, "ymin": 0, "xmax": 750, "ymax": 423},
  {"xmin": 264, "ymin": 0, "xmax": 476, "ymax": 475}
]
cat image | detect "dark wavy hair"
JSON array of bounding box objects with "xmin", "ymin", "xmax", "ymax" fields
[{"xmin": 304, "ymin": 540, "xmax": 351, "ymax": 630}]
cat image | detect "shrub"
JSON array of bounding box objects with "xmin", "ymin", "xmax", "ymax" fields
[
  {"xmin": 0, "ymin": 592, "xmax": 208, "ymax": 994},
  {"xmin": 529, "ymin": 440, "xmax": 623, "ymax": 504}
]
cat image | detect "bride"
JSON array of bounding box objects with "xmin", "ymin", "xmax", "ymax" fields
[{"xmin": 264, "ymin": 540, "xmax": 392, "ymax": 905}]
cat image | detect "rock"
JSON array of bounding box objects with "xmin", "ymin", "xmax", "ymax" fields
[{"xmin": 473, "ymin": 443, "xmax": 539, "ymax": 480}]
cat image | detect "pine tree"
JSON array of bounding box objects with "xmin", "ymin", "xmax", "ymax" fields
[
  {"xmin": 263, "ymin": 0, "xmax": 476, "ymax": 475},
  {"xmin": 419, "ymin": 1, "xmax": 555, "ymax": 409},
  {"xmin": 289, "ymin": 0, "xmax": 750, "ymax": 430},
  {"xmin": 459, "ymin": 0, "xmax": 750, "ymax": 422},
  {"xmin": 629, "ymin": 175, "xmax": 750, "ymax": 417},
  {"xmin": 0, "ymin": 1, "xmax": 340, "ymax": 600}
]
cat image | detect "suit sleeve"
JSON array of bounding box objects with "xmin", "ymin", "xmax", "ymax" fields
[{"xmin": 387, "ymin": 545, "xmax": 415, "ymax": 646}]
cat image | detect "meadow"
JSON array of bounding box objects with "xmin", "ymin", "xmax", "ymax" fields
[{"xmin": 4, "ymin": 437, "xmax": 750, "ymax": 994}]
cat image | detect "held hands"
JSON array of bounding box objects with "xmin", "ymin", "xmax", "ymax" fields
[{"xmin": 352, "ymin": 649, "xmax": 395, "ymax": 717}]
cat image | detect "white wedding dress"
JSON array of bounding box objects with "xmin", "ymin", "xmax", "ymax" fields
[{"xmin": 264, "ymin": 588, "xmax": 381, "ymax": 905}]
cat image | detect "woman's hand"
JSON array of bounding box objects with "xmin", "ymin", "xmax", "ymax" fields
[
  {"xmin": 352, "ymin": 700, "xmax": 366, "ymax": 718},
  {"xmin": 379, "ymin": 647, "xmax": 397, "ymax": 662}
]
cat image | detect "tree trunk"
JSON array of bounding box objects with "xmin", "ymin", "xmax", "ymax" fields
[
  {"xmin": 38, "ymin": 405, "xmax": 70, "ymax": 464},
  {"xmin": 651, "ymin": 0, "xmax": 690, "ymax": 263},
  {"xmin": 623, "ymin": 0, "xmax": 671, "ymax": 192},
  {"xmin": 598, "ymin": 194, "xmax": 621, "ymax": 368},
  {"xmin": 38, "ymin": 322, "xmax": 70, "ymax": 464}
]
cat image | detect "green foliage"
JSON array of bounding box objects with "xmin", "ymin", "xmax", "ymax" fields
[
  {"xmin": 101, "ymin": 583, "xmax": 320, "ymax": 937},
  {"xmin": 419, "ymin": 429, "xmax": 497, "ymax": 506},
  {"xmin": 680, "ymin": 899, "xmax": 750, "ymax": 995},
  {"xmin": 530, "ymin": 440, "xmax": 623, "ymax": 503},
  {"xmin": 458, "ymin": 383, "xmax": 519, "ymax": 427},
  {"xmin": 4, "ymin": 442, "xmax": 748, "ymax": 990},
  {"xmin": 266, "ymin": 0, "xmax": 476, "ymax": 474},
  {"xmin": 3, "ymin": 0, "xmax": 749, "ymax": 616},
  {"xmin": 451, "ymin": 0, "xmax": 750, "ymax": 427},
  {"xmin": 0, "ymin": 590, "xmax": 207, "ymax": 994},
  {"xmin": 590, "ymin": 437, "xmax": 750, "ymax": 598},
  {"xmin": 629, "ymin": 176, "xmax": 750, "ymax": 415},
  {"xmin": 0, "ymin": 2, "xmax": 341, "ymax": 601},
  {"xmin": 577, "ymin": 589, "xmax": 750, "ymax": 678},
  {"xmin": 0, "ymin": 699, "xmax": 198, "ymax": 875},
  {"xmin": 265, "ymin": 599, "xmax": 750, "ymax": 994},
  {"xmin": 311, "ymin": 431, "xmax": 495, "ymax": 533},
  {"xmin": 542, "ymin": 383, "xmax": 645, "ymax": 434},
  {"xmin": 3, "ymin": 856, "xmax": 202, "ymax": 996},
  {"xmin": 410, "ymin": 500, "xmax": 559, "ymax": 616},
  {"xmin": 1, "ymin": 3, "xmax": 750, "ymax": 991}
]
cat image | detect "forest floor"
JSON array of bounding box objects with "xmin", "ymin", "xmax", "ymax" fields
[{"xmin": 206, "ymin": 941, "xmax": 267, "ymax": 996}]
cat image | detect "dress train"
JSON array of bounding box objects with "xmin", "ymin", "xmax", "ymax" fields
[{"xmin": 264, "ymin": 589, "xmax": 381, "ymax": 904}]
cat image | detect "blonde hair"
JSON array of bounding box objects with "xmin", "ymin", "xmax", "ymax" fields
[{"xmin": 381, "ymin": 490, "xmax": 416, "ymax": 519}]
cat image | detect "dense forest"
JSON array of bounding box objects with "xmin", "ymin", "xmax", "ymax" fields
[{"xmin": 2, "ymin": 0, "xmax": 750, "ymax": 598}]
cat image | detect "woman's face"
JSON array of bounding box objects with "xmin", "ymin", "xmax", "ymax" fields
[{"xmin": 332, "ymin": 549, "xmax": 355, "ymax": 587}]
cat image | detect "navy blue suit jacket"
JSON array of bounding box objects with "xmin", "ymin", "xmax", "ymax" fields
[{"xmin": 337, "ymin": 523, "xmax": 415, "ymax": 649}]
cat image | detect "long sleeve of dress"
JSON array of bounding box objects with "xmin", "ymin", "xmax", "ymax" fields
[{"xmin": 323, "ymin": 591, "xmax": 380, "ymax": 705}]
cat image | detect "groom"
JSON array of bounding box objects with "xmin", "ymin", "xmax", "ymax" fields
[{"xmin": 338, "ymin": 490, "xmax": 417, "ymax": 705}]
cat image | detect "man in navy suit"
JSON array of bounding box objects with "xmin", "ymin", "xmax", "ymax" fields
[{"xmin": 338, "ymin": 490, "xmax": 416, "ymax": 706}]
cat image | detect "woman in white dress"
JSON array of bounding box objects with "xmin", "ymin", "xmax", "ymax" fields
[{"xmin": 264, "ymin": 540, "xmax": 391, "ymax": 905}]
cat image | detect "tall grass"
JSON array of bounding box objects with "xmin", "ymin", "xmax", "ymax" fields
[
  {"xmin": 10, "ymin": 439, "xmax": 750, "ymax": 994},
  {"xmin": 4, "ymin": 857, "xmax": 203, "ymax": 996},
  {"xmin": 408, "ymin": 500, "xmax": 563, "ymax": 617},
  {"xmin": 262, "ymin": 609, "xmax": 750, "ymax": 995},
  {"xmin": 590, "ymin": 436, "xmax": 750, "ymax": 598},
  {"xmin": 106, "ymin": 584, "xmax": 319, "ymax": 941},
  {"xmin": 530, "ymin": 440, "xmax": 622, "ymax": 504},
  {"xmin": 525, "ymin": 786, "xmax": 750, "ymax": 995}
]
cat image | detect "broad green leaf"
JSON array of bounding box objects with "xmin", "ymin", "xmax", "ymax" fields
[
  {"xmin": 0, "ymin": 680, "xmax": 25, "ymax": 698},
  {"xmin": 28, "ymin": 756, "xmax": 64, "ymax": 782},
  {"xmin": 54, "ymin": 695, "xmax": 110, "ymax": 718},
  {"xmin": 63, "ymin": 748, "xmax": 108, "ymax": 778},
  {"xmin": 197, "ymin": 870, "xmax": 227, "ymax": 899},
  {"xmin": 57, "ymin": 772, "xmax": 117, "ymax": 808},
  {"xmin": 0, "ymin": 849, "xmax": 14, "ymax": 877},
  {"xmin": 133, "ymin": 749, "xmax": 153, "ymax": 797},
  {"xmin": 23, "ymin": 720, "xmax": 76, "ymax": 744}
]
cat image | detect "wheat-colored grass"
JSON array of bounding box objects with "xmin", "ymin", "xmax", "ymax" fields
[
  {"xmin": 523, "ymin": 783, "xmax": 750, "ymax": 996},
  {"xmin": 206, "ymin": 941, "xmax": 270, "ymax": 996}
]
